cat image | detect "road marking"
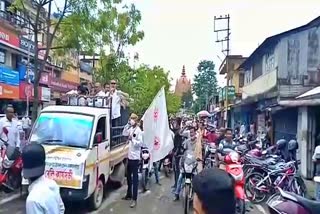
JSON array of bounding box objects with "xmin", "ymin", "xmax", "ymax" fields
[
  {"xmin": 0, "ymin": 193, "xmax": 23, "ymax": 205},
  {"xmin": 255, "ymin": 204, "xmax": 267, "ymax": 214}
]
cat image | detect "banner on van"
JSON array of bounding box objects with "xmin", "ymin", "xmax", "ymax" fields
[
  {"xmin": 43, "ymin": 146, "xmax": 87, "ymax": 189},
  {"xmin": 142, "ymin": 87, "xmax": 174, "ymax": 163}
]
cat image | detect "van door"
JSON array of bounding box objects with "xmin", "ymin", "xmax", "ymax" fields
[{"xmin": 96, "ymin": 116, "xmax": 110, "ymax": 183}]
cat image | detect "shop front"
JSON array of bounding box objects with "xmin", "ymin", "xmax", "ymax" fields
[{"xmin": 19, "ymin": 82, "xmax": 51, "ymax": 115}]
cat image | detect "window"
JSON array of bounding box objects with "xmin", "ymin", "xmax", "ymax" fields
[
  {"xmin": 96, "ymin": 116, "xmax": 106, "ymax": 140},
  {"xmin": 30, "ymin": 113, "xmax": 94, "ymax": 148},
  {"xmin": 0, "ymin": 50, "xmax": 5, "ymax": 64}
]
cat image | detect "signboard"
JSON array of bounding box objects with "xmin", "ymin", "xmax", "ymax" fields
[
  {"xmin": 43, "ymin": 146, "xmax": 87, "ymax": 189},
  {"xmin": 45, "ymin": 161, "xmax": 84, "ymax": 189},
  {"xmin": 218, "ymin": 86, "xmax": 235, "ymax": 101},
  {"xmin": 0, "ymin": 83, "xmax": 19, "ymax": 99},
  {"xmin": 50, "ymin": 78, "xmax": 78, "ymax": 92},
  {"xmin": 0, "ymin": 66, "xmax": 19, "ymax": 86},
  {"xmin": 41, "ymin": 87, "xmax": 51, "ymax": 101},
  {"xmin": 0, "ymin": 26, "xmax": 19, "ymax": 48},
  {"xmin": 19, "ymin": 36, "xmax": 35, "ymax": 53}
]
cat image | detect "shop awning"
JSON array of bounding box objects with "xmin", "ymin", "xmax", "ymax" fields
[{"xmin": 296, "ymin": 86, "xmax": 320, "ymax": 99}]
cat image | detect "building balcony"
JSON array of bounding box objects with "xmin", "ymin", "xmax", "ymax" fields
[
  {"xmin": 242, "ymin": 69, "xmax": 277, "ymax": 99},
  {"xmin": 0, "ymin": 10, "xmax": 25, "ymax": 32}
]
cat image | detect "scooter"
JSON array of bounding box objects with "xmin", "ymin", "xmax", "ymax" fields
[
  {"xmin": 267, "ymin": 187, "xmax": 320, "ymax": 214},
  {"xmin": 0, "ymin": 138, "xmax": 23, "ymax": 193},
  {"xmin": 140, "ymin": 147, "xmax": 151, "ymax": 191},
  {"xmin": 220, "ymin": 148, "xmax": 246, "ymax": 214}
]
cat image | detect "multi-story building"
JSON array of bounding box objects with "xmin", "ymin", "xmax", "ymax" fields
[
  {"xmin": 218, "ymin": 55, "xmax": 247, "ymax": 127},
  {"xmin": 238, "ymin": 16, "xmax": 320, "ymax": 179},
  {"xmin": 0, "ymin": 0, "xmax": 80, "ymax": 114}
]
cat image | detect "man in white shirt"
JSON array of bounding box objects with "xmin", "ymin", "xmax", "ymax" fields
[
  {"xmin": 122, "ymin": 113, "xmax": 143, "ymax": 208},
  {"xmin": 95, "ymin": 82, "xmax": 106, "ymax": 96},
  {"xmin": 0, "ymin": 105, "xmax": 21, "ymax": 149},
  {"xmin": 21, "ymin": 114, "xmax": 31, "ymax": 139},
  {"xmin": 22, "ymin": 143, "xmax": 65, "ymax": 214}
]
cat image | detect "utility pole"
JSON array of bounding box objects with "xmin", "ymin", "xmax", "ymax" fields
[
  {"xmin": 26, "ymin": 17, "xmax": 32, "ymax": 117},
  {"xmin": 214, "ymin": 14, "xmax": 230, "ymax": 128}
]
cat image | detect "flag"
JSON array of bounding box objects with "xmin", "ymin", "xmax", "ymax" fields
[{"xmin": 142, "ymin": 87, "xmax": 174, "ymax": 162}]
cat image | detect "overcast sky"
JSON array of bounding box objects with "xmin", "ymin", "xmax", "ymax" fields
[{"xmin": 124, "ymin": 0, "xmax": 320, "ymax": 87}]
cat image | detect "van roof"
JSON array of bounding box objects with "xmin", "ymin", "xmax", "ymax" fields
[{"xmin": 41, "ymin": 105, "xmax": 109, "ymax": 117}]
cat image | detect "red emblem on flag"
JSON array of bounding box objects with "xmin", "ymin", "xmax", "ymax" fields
[
  {"xmin": 153, "ymin": 107, "xmax": 159, "ymax": 121},
  {"xmin": 153, "ymin": 136, "xmax": 160, "ymax": 150}
]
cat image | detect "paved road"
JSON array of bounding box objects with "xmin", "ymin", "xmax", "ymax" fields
[{"xmin": 0, "ymin": 174, "xmax": 267, "ymax": 214}]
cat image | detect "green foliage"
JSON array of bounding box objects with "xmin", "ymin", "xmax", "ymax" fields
[
  {"xmin": 95, "ymin": 57, "xmax": 181, "ymax": 115},
  {"xmin": 181, "ymin": 90, "xmax": 193, "ymax": 109},
  {"xmin": 55, "ymin": 0, "xmax": 144, "ymax": 58},
  {"xmin": 192, "ymin": 60, "xmax": 218, "ymax": 113}
]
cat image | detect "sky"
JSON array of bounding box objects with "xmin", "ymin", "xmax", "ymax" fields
[{"xmin": 124, "ymin": 0, "xmax": 320, "ymax": 87}]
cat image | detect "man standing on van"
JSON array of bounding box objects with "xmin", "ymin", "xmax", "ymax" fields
[{"xmin": 122, "ymin": 113, "xmax": 143, "ymax": 208}]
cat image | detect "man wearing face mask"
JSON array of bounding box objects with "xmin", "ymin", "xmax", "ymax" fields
[{"xmin": 122, "ymin": 113, "xmax": 143, "ymax": 208}]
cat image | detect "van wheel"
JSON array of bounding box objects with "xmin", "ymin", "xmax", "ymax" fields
[{"xmin": 89, "ymin": 179, "xmax": 104, "ymax": 210}]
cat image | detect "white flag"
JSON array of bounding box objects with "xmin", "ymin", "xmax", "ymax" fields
[{"xmin": 142, "ymin": 87, "xmax": 174, "ymax": 162}]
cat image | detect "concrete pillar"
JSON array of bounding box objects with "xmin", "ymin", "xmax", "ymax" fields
[{"xmin": 297, "ymin": 107, "xmax": 308, "ymax": 178}]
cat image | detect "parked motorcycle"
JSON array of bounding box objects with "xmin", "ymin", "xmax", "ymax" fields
[
  {"xmin": 140, "ymin": 147, "xmax": 151, "ymax": 191},
  {"xmin": 0, "ymin": 139, "xmax": 23, "ymax": 193},
  {"xmin": 204, "ymin": 143, "xmax": 217, "ymax": 168},
  {"xmin": 245, "ymin": 160, "xmax": 306, "ymax": 204},
  {"xmin": 219, "ymin": 148, "xmax": 246, "ymax": 214},
  {"xmin": 182, "ymin": 151, "xmax": 198, "ymax": 214},
  {"xmin": 267, "ymin": 187, "xmax": 320, "ymax": 214}
]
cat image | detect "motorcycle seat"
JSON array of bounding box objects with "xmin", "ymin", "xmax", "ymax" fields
[
  {"xmin": 249, "ymin": 157, "xmax": 275, "ymax": 166},
  {"xmin": 283, "ymin": 191, "xmax": 320, "ymax": 214}
]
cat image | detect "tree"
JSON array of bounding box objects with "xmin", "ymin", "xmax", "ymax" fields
[
  {"xmin": 95, "ymin": 61, "xmax": 180, "ymax": 116},
  {"xmin": 11, "ymin": 0, "xmax": 100, "ymax": 121},
  {"xmin": 55, "ymin": 1, "xmax": 144, "ymax": 58},
  {"xmin": 181, "ymin": 89, "xmax": 193, "ymax": 109},
  {"xmin": 192, "ymin": 60, "xmax": 218, "ymax": 113}
]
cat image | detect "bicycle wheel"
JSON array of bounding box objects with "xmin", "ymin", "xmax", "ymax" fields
[{"xmin": 245, "ymin": 172, "xmax": 270, "ymax": 204}]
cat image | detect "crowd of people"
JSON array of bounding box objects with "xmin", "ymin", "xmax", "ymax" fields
[
  {"xmin": 169, "ymin": 116, "xmax": 237, "ymax": 214},
  {"xmin": 1, "ymin": 103, "xmax": 238, "ymax": 214}
]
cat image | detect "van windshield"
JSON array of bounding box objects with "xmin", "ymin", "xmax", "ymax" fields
[{"xmin": 30, "ymin": 112, "xmax": 94, "ymax": 148}]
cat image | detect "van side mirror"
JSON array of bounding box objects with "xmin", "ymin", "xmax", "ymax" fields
[{"xmin": 94, "ymin": 132, "xmax": 103, "ymax": 145}]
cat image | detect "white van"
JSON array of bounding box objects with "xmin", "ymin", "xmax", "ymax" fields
[{"xmin": 27, "ymin": 96, "xmax": 129, "ymax": 209}]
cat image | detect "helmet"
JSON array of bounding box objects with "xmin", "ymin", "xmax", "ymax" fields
[
  {"xmin": 288, "ymin": 139, "xmax": 298, "ymax": 151},
  {"xmin": 22, "ymin": 144, "xmax": 46, "ymax": 179},
  {"xmin": 276, "ymin": 139, "xmax": 287, "ymax": 150}
]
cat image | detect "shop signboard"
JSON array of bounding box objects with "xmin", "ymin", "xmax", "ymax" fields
[
  {"xmin": 49, "ymin": 77, "xmax": 78, "ymax": 93},
  {"xmin": 41, "ymin": 87, "xmax": 51, "ymax": 102},
  {"xmin": 17, "ymin": 63, "xmax": 50, "ymax": 85},
  {"xmin": 219, "ymin": 86, "xmax": 236, "ymax": 101},
  {"xmin": 19, "ymin": 37, "xmax": 46, "ymax": 59},
  {"xmin": 0, "ymin": 66, "xmax": 19, "ymax": 86},
  {"xmin": 19, "ymin": 36, "xmax": 35, "ymax": 53},
  {"xmin": 0, "ymin": 26, "xmax": 19, "ymax": 48},
  {"xmin": 0, "ymin": 83, "xmax": 19, "ymax": 99},
  {"xmin": 19, "ymin": 82, "xmax": 42, "ymax": 101}
]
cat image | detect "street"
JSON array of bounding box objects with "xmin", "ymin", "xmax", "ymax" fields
[{"xmin": 0, "ymin": 174, "xmax": 267, "ymax": 214}]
